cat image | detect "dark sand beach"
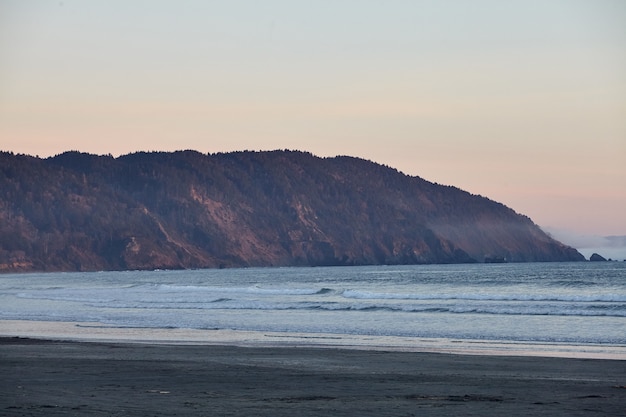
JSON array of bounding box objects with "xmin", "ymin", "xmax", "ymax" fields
[{"xmin": 1, "ymin": 337, "xmax": 625, "ymax": 416}]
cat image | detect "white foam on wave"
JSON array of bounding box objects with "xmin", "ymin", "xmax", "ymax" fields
[
  {"xmin": 13, "ymin": 286, "xmax": 626, "ymax": 318},
  {"xmin": 157, "ymin": 284, "xmax": 329, "ymax": 296},
  {"xmin": 341, "ymin": 289, "xmax": 626, "ymax": 303},
  {"xmin": 15, "ymin": 284, "xmax": 331, "ymax": 303}
]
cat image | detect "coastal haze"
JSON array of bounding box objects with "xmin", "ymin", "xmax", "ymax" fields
[{"xmin": 1, "ymin": 1, "xmax": 625, "ymax": 253}]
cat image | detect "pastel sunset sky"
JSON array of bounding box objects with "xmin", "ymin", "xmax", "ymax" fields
[{"xmin": 1, "ymin": 1, "xmax": 625, "ymax": 240}]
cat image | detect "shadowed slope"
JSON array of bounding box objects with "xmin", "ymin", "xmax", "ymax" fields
[{"xmin": 0, "ymin": 150, "xmax": 583, "ymax": 272}]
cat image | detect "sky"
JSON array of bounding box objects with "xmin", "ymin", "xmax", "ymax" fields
[{"xmin": 1, "ymin": 1, "xmax": 625, "ymax": 243}]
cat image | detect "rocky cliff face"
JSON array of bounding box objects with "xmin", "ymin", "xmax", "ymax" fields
[{"xmin": 0, "ymin": 150, "xmax": 584, "ymax": 272}]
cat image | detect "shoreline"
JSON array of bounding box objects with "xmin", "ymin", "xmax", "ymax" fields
[
  {"xmin": 2, "ymin": 319, "xmax": 626, "ymax": 360},
  {"xmin": 2, "ymin": 336, "xmax": 625, "ymax": 416}
]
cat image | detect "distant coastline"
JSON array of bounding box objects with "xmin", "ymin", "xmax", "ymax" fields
[
  {"xmin": 544, "ymin": 229, "xmax": 626, "ymax": 262},
  {"xmin": 1, "ymin": 150, "xmax": 584, "ymax": 272}
]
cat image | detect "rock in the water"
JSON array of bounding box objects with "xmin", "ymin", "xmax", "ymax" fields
[{"xmin": 589, "ymin": 253, "xmax": 607, "ymax": 262}]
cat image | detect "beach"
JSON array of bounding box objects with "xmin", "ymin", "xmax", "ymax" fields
[{"xmin": 2, "ymin": 336, "xmax": 625, "ymax": 416}]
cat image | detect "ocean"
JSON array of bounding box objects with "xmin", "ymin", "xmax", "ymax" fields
[{"xmin": 1, "ymin": 262, "xmax": 625, "ymax": 358}]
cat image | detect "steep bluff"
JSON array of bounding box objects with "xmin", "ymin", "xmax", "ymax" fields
[{"xmin": 0, "ymin": 150, "xmax": 584, "ymax": 272}]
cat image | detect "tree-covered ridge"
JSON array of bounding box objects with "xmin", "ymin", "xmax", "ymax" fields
[{"xmin": 0, "ymin": 150, "xmax": 584, "ymax": 272}]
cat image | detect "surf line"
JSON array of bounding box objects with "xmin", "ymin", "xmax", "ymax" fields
[{"xmin": 264, "ymin": 334, "xmax": 343, "ymax": 340}]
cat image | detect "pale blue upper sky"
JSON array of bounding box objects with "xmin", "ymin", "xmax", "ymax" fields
[{"xmin": 1, "ymin": 0, "xmax": 625, "ymax": 236}]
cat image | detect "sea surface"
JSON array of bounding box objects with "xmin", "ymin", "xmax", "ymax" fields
[{"xmin": 1, "ymin": 262, "xmax": 625, "ymax": 356}]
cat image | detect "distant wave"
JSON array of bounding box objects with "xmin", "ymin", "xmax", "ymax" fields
[
  {"xmin": 156, "ymin": 284, "xmax": 333, "ymax": 296},
  {"xmin": 341, "ymin": 289, "xmax": 626, "ymax": 303},
  {"xmin": 64, "ymin": 299, "xmax": 626, "ymax": 317}
]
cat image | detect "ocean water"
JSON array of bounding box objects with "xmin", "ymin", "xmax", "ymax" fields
[{"xmin": 1, "ymin": 262, "xmax": 625, "ymax": 355}]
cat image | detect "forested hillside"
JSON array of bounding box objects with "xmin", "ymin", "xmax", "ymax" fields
[{"xmin": 0, "ymin": 150, "xmax": 584, "ymax": 272}]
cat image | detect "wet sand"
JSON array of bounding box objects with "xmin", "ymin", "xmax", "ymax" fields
[{"xmin": 1, "ymin": 337, "xmax": 625, "ymax": 416}]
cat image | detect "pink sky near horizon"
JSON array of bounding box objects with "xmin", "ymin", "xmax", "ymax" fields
[{"xmin": 1, "ymin": 1, "xmax": 625, "ymax": 238}]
